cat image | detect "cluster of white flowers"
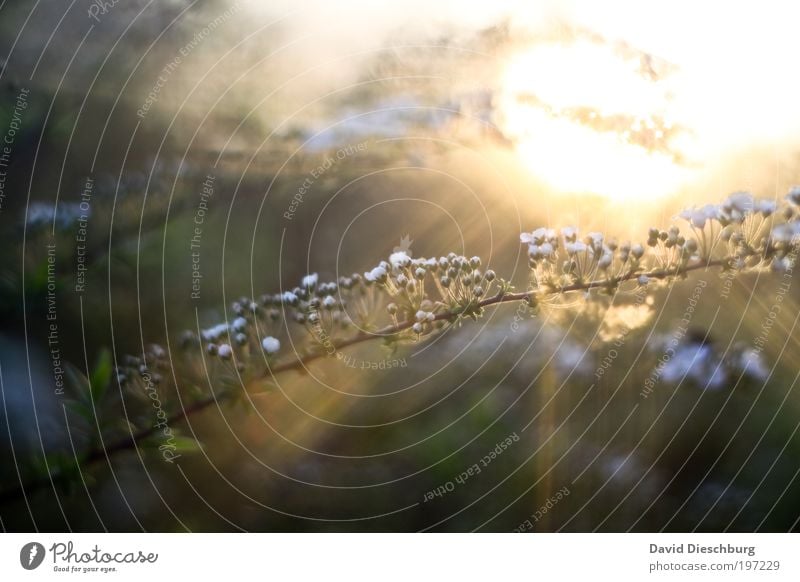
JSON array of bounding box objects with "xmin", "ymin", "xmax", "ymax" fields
[
  {"xmin": 26, "ymin": 201, "xmax": 86, "ymax": 230},
  {"xmin": 164, "ymin": 250, "xmax": 503, "ymax": 371},
  {"xmin": 521, "ymin": 227, "xmax": 558, "ymax": 260},
  {"xmin": 186, "ymin": 271, "xmax": 372, "ymax": 366},
  {"xmin": 770, "ymin": 221, "xmax": 800, "ymax": 243},
  {"xmin": 520, "ymin": 223, "xmax": 653, "ymax": 294},
  {"xmin": 651, "ymin": 337, "xmax": 769, "ymax": 390},
  {"xmin": 110, "ymin": 188, "xmax": 800, "ymax": 399},
  {"xmin": 363, "ymin": 251, "xmax": 498, "ymax": 335},
  {"xmin": 301, "ymin": 273, "xmax": 318, "ymax": 288},
  {"xmin": 520, "ymin": 187, "xmax": 800, "ymax": 302},
  {"xmin": 678, "ymin": 204, "xmax": 720, "ymax": 229},
  {"xmin": 677, "ymin": 192, "xmax": 779, "ymax": 258},
  {"xmin": 114, "ymin": 343, "xmax": 169, "ymax": 389}
]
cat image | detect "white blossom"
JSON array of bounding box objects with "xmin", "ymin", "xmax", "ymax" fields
[
  {"xmin": 528, "ymin": 242, "xmax": 555, "ymax": 260},
  {"xmin": 597, "ymin": 252, "xmax": 613, "ymax": 269},
  {"xmin": 364, "ymin": 266, "xmax": 387, "ymax": 282},
  {"xmin": 261, "ymin": 336, "xmax": 281, "ymax": 354},
  {"xmin": 521, "ymin": 227, "xmax": 556, "ymax": 245},
  {"xmin": 736, "ymin": 348, "xmax": 769, "ymax": 381},
  {"xmin": 772, "ymin": 256, "xmax": 795, "ymax": 271},
  {"xmin": 27, "ymin": 201, "xmax": 85, "ymax": 229},
  {"xmin": 565, "ymin": 241, "xmax": 587, "ymax": 255},
  {"xmin": 561, "ymin": 226, "xmax": 578, "ymax": 242},
  {"xmin": 539, "ymin": 242, "xmax": 554, "ymax": 257},
  {"xmin": 660, "ymin": 343, "xmax": 726, "ymax": 390},
  {"xmin": 755, "ymin": 199, "xmax": 777, "ymax": 216},
  {"xmin": 302, "ymin": 273, "xmax": 319, "ymax": 288},
  {"xmin": 201, "ymin": 323, "xmax": 229, "ymax": 342},
  {"xmin": 415, "ymin": 310, "xmax": 434, "ymax": 322},
  {"xmin": 679, "ymin": 204, "xmax": 719, "ymax": 229},
  {"xmin": 585, "ymin": 232, "xmax": 604, "ymax": 248},
  {"xmin": 718, "ymin": 192, "xmax": 755, "ymax": 224},
  {"xmin": 726, "ymin": 191, "xmax": 754, "ymax": 213},
  {"xmin": 771, "ymin": 222, "xmax": 800, "ymax": 243},
  {"xmin": 389, "ymin": 251, "xmax": 411, "ymax": 270}
]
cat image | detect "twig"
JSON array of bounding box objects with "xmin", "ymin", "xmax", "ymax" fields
[{"xmin": 0, "ymin": 256, "xmax": 732, "ymax": 504}]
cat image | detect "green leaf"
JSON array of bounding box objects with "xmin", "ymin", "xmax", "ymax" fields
[
  {"xmin": 381, "ymin": 335, "xmax": 399, "ymax": 354},
  {"xmin": 28, "ymin": 260, "xmax": 51, "ymax": 295},
  {"xmin": 89, "ymin": 349, "xmax": 112, "ymax": 402},
  {"xmin": 116, "ymin": 419, "xmax": 140, "ymax": 434},
  {"xmin": 63, "ymin": 350, "xmax": 111, "ymax": 408},
  {"xmin": 170, "ymin": 436, "xmax": 203, "ymax": 453},
  {"xmin": 64, "ymin": 362, "xmax": 90, "ymax": 402},
  {"xmin": 65, "ymin": 399, "xmax": 94, "ymax": 423}
]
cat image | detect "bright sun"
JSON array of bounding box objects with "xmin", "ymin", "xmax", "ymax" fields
[{"xmin": 496, "ymin": 36, "xmax": 698, "ymax": 202}]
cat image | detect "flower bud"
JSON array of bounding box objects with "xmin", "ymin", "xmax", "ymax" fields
[
  {"xmin": 218, "ymin": 344, "xmax": 233, "ymax": 360},
  {"xmin": 261, "ymin": 336, "xmax": 281, "ymax": 354}
]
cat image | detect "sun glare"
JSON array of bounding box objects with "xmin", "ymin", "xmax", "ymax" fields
[{"xmin": 497, "ymin": 38, "xmax": 696, "ymax": 201}]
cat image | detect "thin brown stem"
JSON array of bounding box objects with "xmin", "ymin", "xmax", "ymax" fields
[{"xmin": 0, "ymin": 256, "xmax": 732, "ymax": 504}]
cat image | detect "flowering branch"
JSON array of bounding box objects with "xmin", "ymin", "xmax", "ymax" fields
[{"xmin": 3, "ymin": 189, "xmax": 800, "ymax": 504}]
